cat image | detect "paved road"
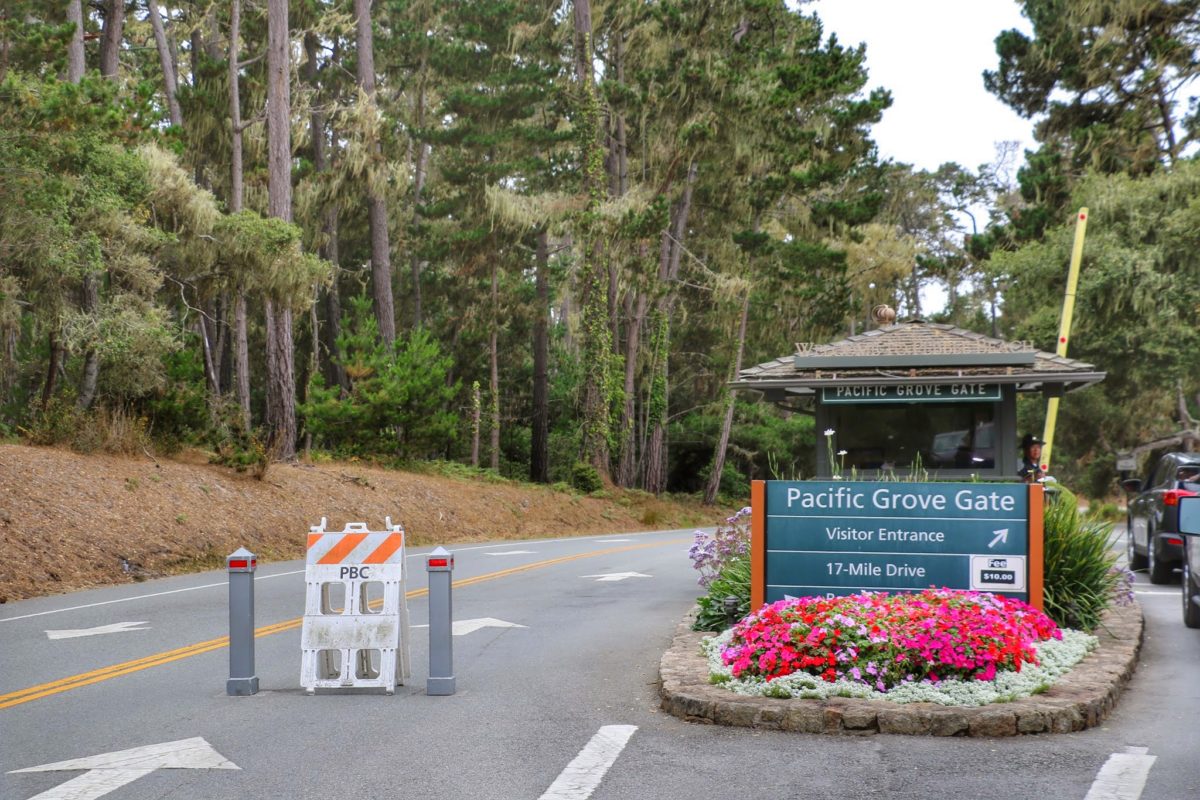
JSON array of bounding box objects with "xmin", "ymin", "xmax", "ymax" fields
[{"xmin": 1, "ymin": 524, "xmax": 1197, "ymax": 799}]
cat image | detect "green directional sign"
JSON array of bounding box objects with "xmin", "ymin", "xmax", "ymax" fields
[
  {"xmin": 750, "ymin": 480, "xmax": 1043, "ymax": 608},
  {"xmin": 820, "ymin": 384, "xmax": 1001, "ymax": 403}
]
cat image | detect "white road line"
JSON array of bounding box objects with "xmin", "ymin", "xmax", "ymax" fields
[
  {"xmin": 538, "ymin": 725, "xmax": 637, "ymax": 800},
  {"xmin": 1083, "ymin": 747, "xmax": 1156, "ymax": 800},
  {"xmin": 0, "ymin": 570, "xmax": 304, "ymax": 623},
  {"xmin": 0, "ymin": 528, "xmax": 698, "ymax": 622},
  {"xmin": 20, "ymin": 767, "xmax": 156, "ymax": 800}
]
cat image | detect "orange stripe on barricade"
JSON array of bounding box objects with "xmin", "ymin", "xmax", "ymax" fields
[
  {"xmin": 317, "ymin": 532, "xmax": 368, "ymax": 564},
  {"xmin": 307, "ymin": 533, "xmax": 323, "ymax": 550},
  {"xmin": 362, "ymin": 532, "xmax": 404, "ymax": 564}
]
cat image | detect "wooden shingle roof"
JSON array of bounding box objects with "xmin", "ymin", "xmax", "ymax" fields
[{"xmin": 735, "ymin": 321, "xmax": 1104, "ymax": 395}]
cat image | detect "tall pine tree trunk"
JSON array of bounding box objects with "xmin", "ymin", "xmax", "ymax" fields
[
  {"xmin": 67, "ymin": 0, "xmax": 85, "ymax": 82},
  {"xmin": 644, "ymin": 161, "xmax": 697, "ymax": 494},
  {"xmin": 704, "ymin": 289, "xmax": 750, "ymax": 504},
  {"xmin": 66, "ymin": 4, "xmax": 102, "ymax": 410},
  {"xmin": 99, "ymin": 0, "xmax": 123, "ymax": 78},
  {"xmin": 354, "ymin": 0, "xmax": 395, "ymax": 347},
  {"xmin": 265, "ymin": 0, "xmax": 296, "ymax": 459},
  {"xmin": 489, "ymin": 263, "xmax": 500, "ymax": 471},
  {"xmin": 409, "ymin": 58, "xmax": 430, "ymax": 330},
  {"xmin": 530, "ymin": 229, "xmax": 550, "ymax": 483},
  {"xmin": 574, "ymin": 0, "xmax": 612, "ymax": 478},
  {"xmin": 146, "ymin": 0, "xmax": 182, "ymax": 128},
  {"xmin": 41, "ymin": 332, "xmax": 63, "ymax": 410},
  {"xmin": 304, "ymin": 32, "xmax": 347, "ymax": 394},
  {"xmin": 616, "ymin": 289, "xmax": 647, "ymax": 488},
  {"xmin": 229, "ymin": 0, "xmax": 251, "ymax": 428}
]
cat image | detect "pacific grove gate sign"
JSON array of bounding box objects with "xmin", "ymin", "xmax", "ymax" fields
[{"xmin": 750, "ymin": 480, "xmax": 1044, "ymax": 610}]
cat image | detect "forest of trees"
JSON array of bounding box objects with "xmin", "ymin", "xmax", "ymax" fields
[{"xmin": 1, "ymin": 0, "xmax": 1198, "ymax": 502}]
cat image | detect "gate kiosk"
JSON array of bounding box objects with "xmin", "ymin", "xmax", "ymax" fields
[
  {"xmin": 732, "ymin": 319, "xmax": 1106, "ymax": 610},
  {"xmin": 300, "ymin": 518, "xmax": 412, "ymax": 694}
]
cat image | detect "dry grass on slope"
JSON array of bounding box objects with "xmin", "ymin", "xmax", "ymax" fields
[{"xmin": 0, "ymin": 444, "xmax": 719, "ymax": 602}]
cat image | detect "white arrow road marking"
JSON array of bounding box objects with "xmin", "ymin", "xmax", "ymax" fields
[
  {"xmin": 45, "ymin": 621, "xmax": 150, "ymax": 640},
  {"xmin": 9, "ymin": 737, "xmax": 238, "ymax": 800},
  {"xmin": 539, "ymin": 725, "xmax": 637, "ymax": 800},
  {"xmin": 1083, "ymin": 746, "xmax": 1156, "ymax": 800},
  {"xmin": 410, "ymin": 617, "xmax": 527, "ymax": 636},
  {"xmin": 485, "ymin": 550, "xmax": 536, "ymax": 556},
  {"xmin": 581, "ymin": 572, "xmax": 652, "ymax": 582},
  {"xmin": 988, "ymin": 528, "xmax": 1009, "ymax": 548}
]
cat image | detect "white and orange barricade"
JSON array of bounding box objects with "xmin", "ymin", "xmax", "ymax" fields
[{"xmin": 300, "ymin": 517, "xmax": 411, "ymax": 694}]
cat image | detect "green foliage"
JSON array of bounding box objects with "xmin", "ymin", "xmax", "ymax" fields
[
  {"xmin": 670, "ymin": 399, "xmax": 814, "ymax": 493},
  {"xmin": 570, "ymin": 461, "xmax": 603, "ymax": 494},
  {"xmin": 303, "ymin": 296, "xmax": 459, "ymax": 459},
  {"xmin": 693, "ymin": 555, "xmax": 752, "ymax": 632},
  {"xmin": 1041, "ymin": 487, "xmax": 1121, "ymax": 632},
  {"xmin": 996, "ymin": 162, "xmax": 1200, "ymax": 485},
  {"xmin": 208, "ymin": 422, "xmax": 271, "ymax": 480}
]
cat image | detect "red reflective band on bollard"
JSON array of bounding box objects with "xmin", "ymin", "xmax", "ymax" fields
[
  {"xmin": 228, "ymin": 559, "xmax": 254, "ymax": 570},
  {"xmin": 428, "ymin": 558, "xmax": 448, "ymax": 568}
]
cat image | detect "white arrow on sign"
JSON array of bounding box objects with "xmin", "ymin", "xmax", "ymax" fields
[
  {"xmin": 581, "ymin": 572, "xmax": 652, "ymax": 582},
  {"xmin": 9, "ymin": 737, "xmax": 238, "ymax": 800},
  {"xmin": 411, "ymin": 617, "xmax": 527, "ymax": 636},
  {"xmin": 45, "ymin": 621, "xmax": 150, "ymax": 640},
  {"xmin": 485, "ymin": 550, "xmax": 536, "ymax": 556},
  {"xmin": 988, "ymin": 528, "xmax": 1010, "ymax": 549}
]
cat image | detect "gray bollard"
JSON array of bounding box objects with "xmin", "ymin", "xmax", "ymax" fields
[
  {"xmin": 426, "ymin": 547, "xmax": 455, "ymax": 696},
  {"xmin": 226, "ymin": 547, "xmax": 259, "ymax": 696}
]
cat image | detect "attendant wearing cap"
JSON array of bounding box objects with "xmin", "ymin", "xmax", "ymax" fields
[{"xmin": 1018, "ymin": 434, "xmax": 1045, "ymax": 483}]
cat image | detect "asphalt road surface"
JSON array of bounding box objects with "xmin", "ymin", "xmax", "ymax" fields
[{"xmin": 2, "ymin": 524, "xmax": 1197, "ymax": 800}]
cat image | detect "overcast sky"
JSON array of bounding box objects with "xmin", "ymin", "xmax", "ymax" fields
[{"xmin": 809, "ymin": 0, "xmax": 1037, "ymax": 174}]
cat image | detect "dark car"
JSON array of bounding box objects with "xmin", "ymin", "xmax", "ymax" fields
[
  {"xmin": 1121, "ymin": 452, "xmax": 1200, "ymax": 584},
  {"xmin": 1175, "ymin": 495, "xmax": 1200, "ymax": 628}
]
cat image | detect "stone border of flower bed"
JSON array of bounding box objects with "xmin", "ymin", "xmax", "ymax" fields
[{"xmin": 659, "ymin": 599, "xmax": 1143, "ymax": 736}]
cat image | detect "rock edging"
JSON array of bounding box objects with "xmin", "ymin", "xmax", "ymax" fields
[{"xmin": 659, "ymin": 600, "xmax": 1143, "ymax": 736}]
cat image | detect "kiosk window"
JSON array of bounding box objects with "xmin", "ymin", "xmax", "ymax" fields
[{"xmin": 828, "ymin": 402, "xmax": 998, "ymax": 471}]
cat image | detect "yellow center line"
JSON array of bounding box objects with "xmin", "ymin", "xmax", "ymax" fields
[{"xmin": 0, "ymin": 538, "xmax": 684, "ymax": 710}]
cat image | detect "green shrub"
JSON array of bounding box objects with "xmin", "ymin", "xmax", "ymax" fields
[
  {"xmin": 693, "ymin": 555, "xmax": 751, "ymax": 632},
  {"xmin": 21, "ymin": 397, "xmax": 84, "ymax": 446},
  {"xmin": 1042, "ymin": 486, "xmax": 1121, "ymax": 631},
  {"xmin": 302, "ymin": 296, "xmax": 459, "ymax": 459},
  {"xmin": 571, "ymin": 461, "xmax": 603, "ymax": 493}
]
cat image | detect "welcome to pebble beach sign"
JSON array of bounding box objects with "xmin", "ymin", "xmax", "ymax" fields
[{"xmin": 749, "ymin": 480, "xmax": 1044, "ymax": 610}]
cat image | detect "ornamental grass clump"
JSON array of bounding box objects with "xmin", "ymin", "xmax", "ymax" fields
[
  {"xmin": 1041, "ymin": 486, "xmax": 1122, "ymax": 631},
  {"xmin": 720, "ymin": 589, "xmax": 1061, "ymax": 690}
]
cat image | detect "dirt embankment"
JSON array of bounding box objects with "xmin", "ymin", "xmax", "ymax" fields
[{"xmin": 0, "ymin": 444, "xmax": 717, "ymax": 603}]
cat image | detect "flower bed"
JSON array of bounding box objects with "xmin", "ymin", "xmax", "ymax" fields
[{"xmin": 706, "ymin": 589, "xmax": 1098, "ymax": 706}]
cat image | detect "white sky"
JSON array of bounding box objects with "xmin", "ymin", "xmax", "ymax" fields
[{"xmin": 809, "ymin": 0, "xmax": 1037, "ymax": 173}]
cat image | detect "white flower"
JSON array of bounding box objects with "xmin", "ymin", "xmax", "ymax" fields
[
  {"xmin": 824, "ymin": 428, "xmax": 835, "ymax": 437},
  {"xmin": 837, "ymin": 449, "xmax": 848, "ymax": 456}
]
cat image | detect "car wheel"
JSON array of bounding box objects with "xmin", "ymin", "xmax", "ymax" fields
[
  {"xmin": 1148, "ymin": 537, "xmax": 1174, "ymax": 584},
  {"xmin": 1127, "ymin": 521, "xmax": 1147, "ymax": 570},
  {"xmin": 1183, "ymin": 559, "xmax": 1200, "ymax": 629}
]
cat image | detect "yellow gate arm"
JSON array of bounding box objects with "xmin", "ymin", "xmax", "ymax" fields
[{"xmin": 1040, "ymin": 207, "xmax": 1089, "ymax": 472}]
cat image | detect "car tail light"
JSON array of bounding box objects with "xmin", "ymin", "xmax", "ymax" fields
[
  {"xmin": 1164, "ymin": 489, "xmax": 1198, "ymax": 506},
  {"xmin": 1166, "ymin": 537, "xmax": 1184, "ymax": 547}
]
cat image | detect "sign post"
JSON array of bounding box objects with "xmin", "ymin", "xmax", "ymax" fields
[
  {"xmin": 750, "ymin": 481, "xmax": 1043, "ymax": 610},
  {"xmin": 226, "ymin": 547, "xmax": 258, "ymax": 696}
]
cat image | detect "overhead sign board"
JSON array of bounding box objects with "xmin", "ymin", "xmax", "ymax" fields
[
  {"xmin": 750, "ymin": 480, "xmax": 1043, "ymax": 609},
  {"xmin": 820, "ymin": 384, "xmax": 1002, "ymax": 404}
]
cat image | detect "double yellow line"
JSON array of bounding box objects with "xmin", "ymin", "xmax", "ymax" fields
[{"xmin": 0, "ymin": 538, "xmax": 682, "ymax": 710}]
